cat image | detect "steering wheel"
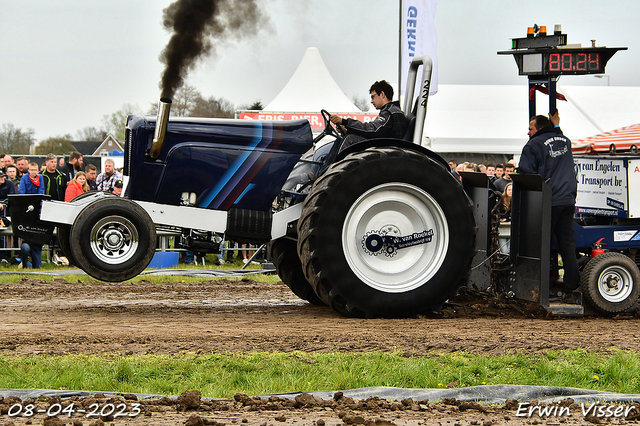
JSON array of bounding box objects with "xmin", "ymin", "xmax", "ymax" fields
[{"xmin": 320, "ymin": 109, "xmax": 345, "ymax": 138}]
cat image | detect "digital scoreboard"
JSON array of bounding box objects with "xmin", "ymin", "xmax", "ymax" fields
[
  {"xmin": 508, "ymin": 48, "xmax": 623, "ymax": 76},
  {"xmin": 497, "ymin": 25, "xmax": 626, "ymax": 119},
  {"xmin": 498, "ymin": 26, "xmax": 626, "ymax": 77}
]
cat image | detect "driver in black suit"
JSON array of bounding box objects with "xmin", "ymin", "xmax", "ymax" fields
[{"xmin": 329, "ymin": 80, "xmax": 406, "ymax": 152}]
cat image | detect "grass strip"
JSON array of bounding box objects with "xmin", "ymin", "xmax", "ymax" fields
[
  {"xmin": 0, "ymin": 261, "xmax": 279, "ymax": 285},
  {"xmin": 1, "ymin": 350, "xmax": 639, "ymax": 398}
]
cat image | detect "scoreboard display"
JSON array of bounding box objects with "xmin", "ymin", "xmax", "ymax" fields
[
  {"xmin": 498, "ymin": 27, "xmax": 625, "ymax": 77},
  {"xmin": 515, "ymin": 48, "xmax": 622, "ymax": 76}
]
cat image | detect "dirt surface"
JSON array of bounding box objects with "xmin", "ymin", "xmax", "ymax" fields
[
  {"xmin": 1, "ymin": 391, "xmax": 640, "ymax": 426},
  {"xmin": 1, "ymin": 277, "xmax": 639, "ymax": 356},
  {"xmin": 2, "ymin": 276, "xmax": 640, "ymax": 425}
]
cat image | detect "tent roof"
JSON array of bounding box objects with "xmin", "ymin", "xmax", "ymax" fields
[
  {"xmin": 263, "ymin": 47, "xmax": 361, "ymax": 113},
  {"xmin": 423, "ymin": 84, "xmax": 640, "ymax": 155},
  {"xmin": 573, "ymin": 123, "xmax": 640, "ymax": 154}
]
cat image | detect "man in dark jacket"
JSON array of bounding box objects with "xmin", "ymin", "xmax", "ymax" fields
[
  {"xmin": 518, "ymin": 110, "xmax": 578, "ymax": 295},
  {"xmin": 59, "ymin": 151, "xmax": 83, "ymax": 182},
  {"xmin": 0, "ymin": 171, "xmax": 13, "ymax": 261},
  {"xmin": 0, "ymin": 171, "xmax": 15, "ymax": 215},
  {"xmin": 41, "ymin": 153, "xmax": 67, "ymax": 201},
  {"xmin": 85, "ymin": 164, "xmax": 98, "ymax": 191},
  {"xmin": 329, "ymin": 80, "xmax": 406, "ymax": 152}
]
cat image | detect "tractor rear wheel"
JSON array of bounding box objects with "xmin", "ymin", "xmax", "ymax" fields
[
  {"xmin": 298, "ymin": 147, "xmax": 476, "ymax": 318},
  {"xmin": 581, "ymin": 252, "xmax": 640, "ymax": 313},
  {"xmin": 269, "ymin": 238, "xmax": 325, "ymax": 305}
]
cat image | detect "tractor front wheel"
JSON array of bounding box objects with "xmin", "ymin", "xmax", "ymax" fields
[{"xmin": 69, "ymin": 198, "xmax": 156, "ymax": 282}]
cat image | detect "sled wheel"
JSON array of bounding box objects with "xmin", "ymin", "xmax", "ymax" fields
[
  {"xmin": 298, "ymin": 147, "xmax": 476, "ymax": 318},
  {"xmin": 631, "ymin": 144, "xmax": 638, "ymax": 155},
  {"xmin": 69, "ymin": 197, "xmax": 156, "ymax": 282},
  {"xmin": 59, "ymin": 191, "xmax": 117, "ymax": 267},
  {"xmin": 609, "ymin": 144, "xmax": 617, "ymax": 154},
  {"xmin": 269, "ymin": 238, "xmax": 325, "ymax": 305},
  {"xmin": 581, "ymin": 252, "xmax": 640, "ymax": 314}
]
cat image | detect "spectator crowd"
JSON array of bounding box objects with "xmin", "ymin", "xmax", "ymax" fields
[
  {"xmin": 448, "ymin": 158, "xmax": 518, "ymax": 226},
  {"xmin": 0, "ymin": 152, "xmax": 123, "ymax": 269}
]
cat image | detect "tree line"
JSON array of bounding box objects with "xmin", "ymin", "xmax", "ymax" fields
[{"xmin": 1, "ymin": 85, "xmax": 264, "ymax": 156}]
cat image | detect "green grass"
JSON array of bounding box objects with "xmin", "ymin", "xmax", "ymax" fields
[
  {"xmin": 1, "ymin": 350, "xmax": 639, "ymax": 398},
  {"xmin": 0, "ymin": 253, "xmax": 280, "ymax": 285}
]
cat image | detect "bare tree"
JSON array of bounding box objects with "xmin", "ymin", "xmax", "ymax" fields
[
  {"xmin": 102, "ymin": 103, "xmax": 144, "ymax": 141},
  {"xmin": 352, "ymin": 95, "xmax": 369, "ymax": 112},
  {"xmin": 0, "ymin": 123, "xmax": 36, "ymax": 155},
  {"xmin": 75, "ymin": 126, "xmax": 104, "ymax": 141},
  {"xmin": 191, "ymin": 95, "xmax": 235, "ymax": 118},
  {"xmin": 172, "ymin": 85, "xmax": 200, "ymax": 117},
  {"xmin": 149, "ymin": 86, "xmax": 236, "ymax": 118}
]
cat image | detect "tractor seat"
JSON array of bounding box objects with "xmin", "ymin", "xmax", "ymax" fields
[
  {"xmin": 403, "ymin": 115, "xmax": 416, "ymax": 141},
  {"xmin": 403, "ymin": 97, "xmax": 420, "ymax": 141}
]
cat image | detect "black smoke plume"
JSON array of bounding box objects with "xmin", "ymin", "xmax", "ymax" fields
[{"xmin": 159, "ymin": 0, "xmax": 266, "ymax": 100}]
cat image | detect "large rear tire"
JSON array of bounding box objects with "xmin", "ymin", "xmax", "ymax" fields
[
  {"xmin": 269, "ymin": 238, "xmax": 325, "ymax": 305},
  {"xmin": 69, "ymin": 198, "xmax": 156, "ymax": 282},
  {"xmin": 581, "ymin": 252, "xmax": 640, "ymax": 314},
  {"xmin": 298, "ymin": 147, "xmax": 476, "ymax": 318}
]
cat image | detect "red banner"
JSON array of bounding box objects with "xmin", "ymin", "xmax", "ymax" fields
[{"xmin": 238, "ymin": 112, "xmax": 378, "ymax": 130}]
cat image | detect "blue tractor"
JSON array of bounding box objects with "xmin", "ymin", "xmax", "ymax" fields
[{"xmin": 15, "ymin": 56, "xmax": 477, "ymax": 318}]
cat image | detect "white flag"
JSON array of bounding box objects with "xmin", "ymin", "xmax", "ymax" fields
[{"xmin": 400, "ymin": 0, "xmax": 438, "ymax": 98}]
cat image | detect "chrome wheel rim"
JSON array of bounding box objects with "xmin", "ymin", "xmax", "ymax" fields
[{"xmin": 90, "ymin": 215, "xmax": 139, "ymax": 264}]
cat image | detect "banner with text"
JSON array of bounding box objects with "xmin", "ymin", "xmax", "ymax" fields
[
  {"xmin": 575, "ymin": 157, "xmax": 628, "ymax": 218},
  {"xmin": 238, "ymin": 112, "xmax": 379, "ymax": 131},
  {"xmin": 400, "ymin": 0, "xmax": 438, "ymax": 98}
]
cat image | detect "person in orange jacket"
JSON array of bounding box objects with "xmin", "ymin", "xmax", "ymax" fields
[{"xmin": 64, "ymin": 171, "xmax": 90, "ymax": 202}]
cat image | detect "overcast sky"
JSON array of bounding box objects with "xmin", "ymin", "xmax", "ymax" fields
[{"xmin": 1, "ymin": 0, "xmax": 639, "ymax": 141}]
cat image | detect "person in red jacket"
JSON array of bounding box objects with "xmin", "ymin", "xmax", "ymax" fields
[{"xmin": 64, "ymin": 171, "xmax": 90, "ymax": 202}]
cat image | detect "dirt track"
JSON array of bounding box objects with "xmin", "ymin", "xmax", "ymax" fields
[
  {"xmin": 1, "ymin": 276, "xmax": 639, "ymax": 356},
  {"xmin": 1, "ymin": 275, "xmax": 640, "ymax": 425}
]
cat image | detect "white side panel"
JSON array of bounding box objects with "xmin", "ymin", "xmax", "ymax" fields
[
  {"xmin": 134, "ymin": 201, "xmax": 228, "ymax": 233},
  {"xmin": 39, "ymin": 200, "xmax": 83, "ymax": 225},
  {"xmin": 41, "ymin": 196, "xmax": 302, "ymax": 240},
  {"xmin": 271, "ymin": 203, "xmax": 303, "ymax": 240}
]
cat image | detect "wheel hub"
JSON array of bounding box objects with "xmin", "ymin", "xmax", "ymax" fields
[
  {"xmin": 605, "ymin": 275, "xmax": 620, "ymax": 289},
  {"xmin": 343, "ymin": 183, "xmax": 449, "ymax": 293},
  {"xmin": 90, "ymin": 215, "xmax": 140, "ymax": 265},
  {"xmin": 104, "ymin": 230, "xmax": 125, "ymax": 250},
  {"xmin": 598, "ymin": 266, "xmax": 633, "ymax": 303}
]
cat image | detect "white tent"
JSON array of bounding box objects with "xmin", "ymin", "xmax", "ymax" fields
[
  {"xmin": 263, "ymin": 47, "xmax": 361, "ymax": 113},
  {"xmin": 423, "ymin": 84, "xmax": 640, "ymax": 155}
]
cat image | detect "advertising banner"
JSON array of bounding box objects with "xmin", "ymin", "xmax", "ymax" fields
[
  {"xmin": 238, "ymin": 112, "xmax": 379, "ymax": 131},
  {"xmin": 574, "ymin": 157, "xmax": 628, "ymax": 218},
  {"xmin": 400, "ymin": 0, "xmax": 438, "ymax": 98}
]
